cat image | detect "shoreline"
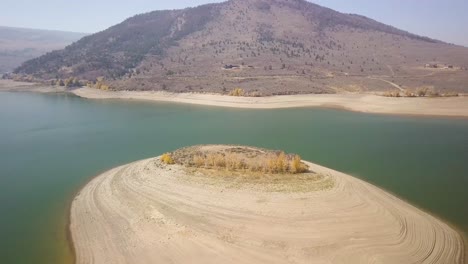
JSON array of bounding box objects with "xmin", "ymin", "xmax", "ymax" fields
[
  {"xmin": 65, "ymin": 169, "xmax": 107, "ymax": 264},
  {"xmin": 1, "ymin": 80, "xmax": 467, "ymax": 118},
  {"xmin": 70, "ymin": 145, "xmax": 465, "ymax": 263},
  {"xmin": 71, "ymin": 87, "xmax": 468, "ymax": 118},
  {"xmin": 65, "ymin": 164, "xmax": 133, "ymax": 264}
]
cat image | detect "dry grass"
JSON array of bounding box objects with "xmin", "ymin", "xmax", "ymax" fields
[{"xmin": 183, "ymin": 167, "xmax": 334, "ymax": 192}]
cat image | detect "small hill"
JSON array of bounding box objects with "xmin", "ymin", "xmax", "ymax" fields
[
  {"xmin": 13, "ymin": 0, "xmax": 468, "ymax": 95},
  {"xmin": 0, "ymin": 26, "xmax": 87, "ymax": 73}
]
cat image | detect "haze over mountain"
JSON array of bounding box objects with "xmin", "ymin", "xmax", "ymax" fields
[
  {"xmin": 13, "ymin": 0, "xmax": 468, "ymax": 95},
  {"xmin": 0, "ymin": 26, "xmax": 87, "ymax": 73}
]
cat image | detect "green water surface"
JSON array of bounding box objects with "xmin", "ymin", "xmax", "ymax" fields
[{"xmin": 0, "ymin": 92, "xmax": 467, "ymax": 263}]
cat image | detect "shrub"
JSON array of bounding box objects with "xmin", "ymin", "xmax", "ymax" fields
[
  {"xmin": 206, "ymin": 154, "xmax": 216, "ymax": 167},
  {"xmin": 225, "ymin": 153, "xmax": 241, "ymax": 170},
  {"xmin": 416, "ymin": 87, "xmax": 428, "ymax": 97},
  {"xmin": 428, "ymin": 90, "xmax": 440, "ymax": 97},
  {"xmin": 161, "ymin": 153, "xmax": 175, "ymax": 164},
  {"xmin": 266, "ymin": 158, "xmax": 277, "ymax": 173},
  {"xmin": 443, "ymin": 92, "xmax": 459, "ymax": 97},
  {"xmin": 247, "ymin": 91, "xmax": 262, "ymax": 97},
  {"xmin": 229, "ymin": 88, "xmax": 245, "ymax": 96},
  {"xmin": 383, "ymin": 91, "xmax": 400, "ymax": 97},
  {"xmin": 404, "ymin": 90, "xmax": 415, "ymax": 97},
  {"xmin": 290, "ymin": 155, "xmax": 308, "ymax": 174},
  {"xmin": 213, "ymin": 154, "xmax": 226, "ymax": 168},
  {"xmin": 274, "ymin": 152, "xmax": 288, "ymax": 173},
  {"xmin": 95, "ymin": 80, "xmax": 110, "ymax": 91},
  {"xmin": 65, "ymin": 78, "xmax": 73, "ymax": 87},
  {"xmin": 192, "ymin": 155, "xmax": 205, "ymax": 167}
]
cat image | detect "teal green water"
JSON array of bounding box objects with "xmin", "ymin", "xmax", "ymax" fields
[{"xmin": 0, "ymin": 92, "xmax": 467, "ymax": 263}]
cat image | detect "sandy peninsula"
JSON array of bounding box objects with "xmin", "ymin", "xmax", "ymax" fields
[
  {"xmin": 70, "ymin": 145, "xmax": 465, "ymax": 264},
  {"xmin": 71, "ymin": 87, "xmax": 468, "ymax": 117}
]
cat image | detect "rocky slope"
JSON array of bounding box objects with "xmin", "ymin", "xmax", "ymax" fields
[{"xmin": 13, "ymin": 0, "xmax": 468, "ymax": 95}]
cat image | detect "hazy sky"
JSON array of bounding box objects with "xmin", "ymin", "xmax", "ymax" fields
[{"xmin": 1, "ymin": 0, "xmax": 467, "ymax": 46}]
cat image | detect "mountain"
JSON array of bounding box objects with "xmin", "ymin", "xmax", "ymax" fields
[
  {"xmin": 12, "ymin": 0, "xmax": 468, "ymax": 95},
  {"xmin": 0, "ymin": 26, "xmax": 87, "ymax": 74}
]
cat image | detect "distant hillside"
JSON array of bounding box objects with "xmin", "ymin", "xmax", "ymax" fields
[
  {"xmin": 13, "ymin": 0, "xmax": 468, "ymax": 95},
  {"xmin": 0, "ymin": 26, "xmax": 87, "ymax": 73}
]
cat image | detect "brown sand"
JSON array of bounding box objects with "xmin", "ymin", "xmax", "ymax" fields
[{"xmin": 70, "ymin": 145, "xmax": 465, "ymax": 264}]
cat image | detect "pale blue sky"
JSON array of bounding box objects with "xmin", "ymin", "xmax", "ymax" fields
[{"xmin": 1, "ymin": 0, "xmax": 467, "ymax": 46}]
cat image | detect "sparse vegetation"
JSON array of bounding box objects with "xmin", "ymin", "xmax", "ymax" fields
[
  {"xmin": 416, "ymin": 87, "xmax": 428, "ymax": 97},
  {"xmin": 229, "ymin": 88, "xmax": 245, "ymax": 96},
  {"xmin": 161, "ymin": 153, "xmax": 175, "ymax": 165},
  {"xmin": 383, "ymin": 88, "xmax": 459, "ymax": 98},
  {"xmin": 291, "ymin": 155, "xmax": 308, "ymax": 173},
  {"xmin": 62, "ymin": 77, "xmax": 82, "ymax": 88},
  {"xmin": 168, "ymin": 145, "xmax": 333, "ymax": 192},
  {"xmin": 188, "ymin": 151, "xmax": 308, "ymax": 174},
  {"xmin": 228, "ymin": 88, "xmax": 262, "ymax": 97},
  {"xmin": 383, "ymin": 91, "xmax": 401, "ymax": 97},
  {"xmin": 94, "ymin": 78, "xmax": 111, "ymax": 91}
]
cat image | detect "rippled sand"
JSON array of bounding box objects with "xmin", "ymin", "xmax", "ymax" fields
[{"xmin": 70, "ymin": 146, "xmax": 464, "ymax": 263}]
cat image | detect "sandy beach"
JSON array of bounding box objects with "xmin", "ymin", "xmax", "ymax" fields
[
  {"xmin": 70, "ymin": 145, "xmax": 465, "ymax": 264},
  {"xmin": 72, "ymin": 87, "xmax": 468, "ymax": 117}
]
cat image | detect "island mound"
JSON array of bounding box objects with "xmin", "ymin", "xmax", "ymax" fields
[{"xmin": 70, "ymin": 145, "xmax": 465, "ymax": 263}]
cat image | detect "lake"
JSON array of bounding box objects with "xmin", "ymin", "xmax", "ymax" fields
[{"xmin": 0, "ymin": 92, "xmax": 467, "ymax": 263}]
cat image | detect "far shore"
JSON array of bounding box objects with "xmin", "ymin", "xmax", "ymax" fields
[
  {"xmin": 1, "ymin": 79, "xmax": 468, "ymax": 117},
  {"xmin": 72, "ymin": 87, "xmax": 468, "ymax": 118},
  {"xmin": 0, "ymin": 79, "xmax": 67, "ymax": 93}
]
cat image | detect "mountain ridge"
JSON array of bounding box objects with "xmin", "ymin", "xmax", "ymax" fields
[
  {"xmin": 0, "ymin": 26, "xmax": 87, "ymax": 73},
  {"xmin": 0, "ymin": 25, "xmax": 88, "ymax": 37}
]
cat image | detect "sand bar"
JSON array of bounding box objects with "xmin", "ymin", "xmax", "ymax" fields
[
  {"xmin": 70, "ymin": 145, "xmax": 465, "ymax": 264},
  {"xmin": 72, "ymin": 87, "xmax": 468, "ymax": 117}
]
